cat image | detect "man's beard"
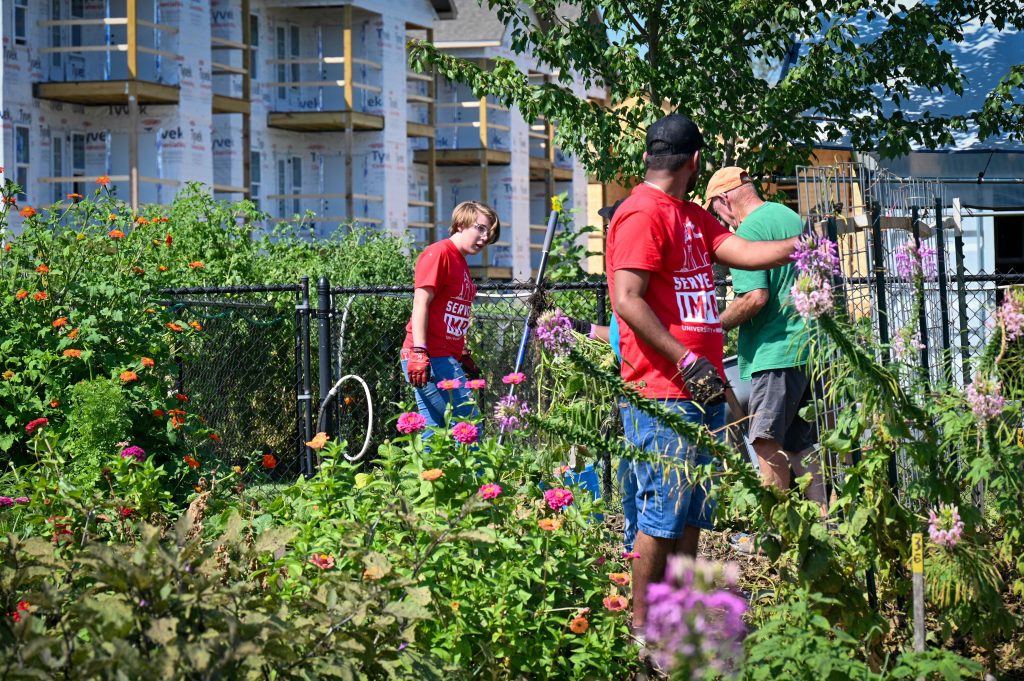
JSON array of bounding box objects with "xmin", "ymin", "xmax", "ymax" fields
[{"xmin": 686, "ymin": 172, "xmax": 699, "ymax": 194}]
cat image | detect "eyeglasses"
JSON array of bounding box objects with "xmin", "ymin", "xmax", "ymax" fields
[{"xmin": 472, "ymin": 223, "xmax": 492, "ymax": 238}]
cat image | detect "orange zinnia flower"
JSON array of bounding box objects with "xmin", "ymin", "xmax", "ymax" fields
[
  {"xmin": 188, "ymin": 321, "xmax": 202, "ymax": 331},
  {"xmin": 305, "ymin": 432, "xmax": 330, "ymax": 450},
  {"xmin": 158, "ymin": 265, "xmax": 168, "ymax": 272},
  {"xmin": 189, "ymin": 261, "xmax": 204, "ymax": 269},
  {"xmin": 171, "ymin": 414, "xmax": 185, "ymax": 428},
  {"xmin": 119, "ymin": 370, "xmax": 138, "ymax": 383},
  {"xmin": 49, "ymin": 399, "xmax": 60, "ymax": 408},
  {"xmin": 33, "ymin": 292, "xmax": 47, "ymax": 302},
  {"xmin": 262, "ymin": 453, "xmax": 277, "ymax": 469},
  {"xmin": 108, "ymin": 229, "xmax": 125, "ymax": 240},
  {"xmin": 2, "ymin": 370, "xmax": 14, "ymax": 380},
  {"xmin": 168, "ymin": 408, "xmax": 187, "ymax": 417},
  {"xmin": 569, "ymin": 616, "xmax": 589, "ymax": 634},
  {"xmin": 52, "ymin": 317, "xmax": 68, "ymax": 328},
  {"xmin": 67, "ymin": 328, "xmax": 79, "ymax": 339},
  {"xmin": 67, "ymin": 193, "xmax": 83, "ymax": 200},
  {"xmin": 609, "ymin": 572, "xmax": 631, "ymax": 587},
  {"xmin": 309, "ymin": 553, "xmax": 335, "ymax": 570},
  {"xmin": 135, "ymin": 217, "xmax": 150, "ymax": 225},
  {"xmin": 108, "ymin": 213, "xmax": 117, "ymax": 221},
  {"xmin": 153, "ymin": 409, "xmax": 166, "ymax": 418},
  {"xmin": 14, "ymin": 290, "xmax": 28, "ymax": 300},
  {"xmin": 174, "ymin": 393, "xmax": 188, "ymax": 402},
  {"xmin": 208, "ymin": 433, "xmax": 221, "ymax": 442},
  {"xmin": 19, "ymin": 206, "xmax": 35, "ymax": 218},
  {"xmin": 183, "ymin": 455, "xmax": 200, "ymax": 469},
  {"xmin": 166, "ymin": 322, "xmax": 183, "ymax": 332},
  {"xmin": 538, "ymin": 518, "xmax": 562, "ymax": 532},
  {"xmin": 421, "ymin": 468, "xmax": 444, "ymax": 481},
  {"xmin": 141, "ymin": 357, "xmax": 155, "ymax": 368},
  {"xmin": 62, "ymin": 349, "xmax": 82, "ymax": 358},
  {"xmin": 96, "ymin": 176, "xmax": 111, "ymax": 187},
  {"xmin": 603, "ymin": 595, "xmax": 628, "ymax": 612},
  {"xmin": 35, "ymin": 264, "xmax": 49, "ymax": 274},
  {"xmin": 132, "ymin": 266, "xmax": 145, "ymax": 275}
]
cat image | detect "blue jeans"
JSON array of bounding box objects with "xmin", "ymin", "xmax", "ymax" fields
[
  {"xmin": 618, "ymin": 400, "xmax": 725, "ymax": 551},
  {"xmin": 400, "ymin": 356, "xmax": 479, "ymax": 434}
]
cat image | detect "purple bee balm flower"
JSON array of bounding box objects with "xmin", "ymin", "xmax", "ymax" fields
[
  {"xmin": 534, "ymin": 309, "xmax": 576, "ymax": 355},
  {"xmin": 120, "ymin": 445, "xmax": 146, "ymax": 462},
  {"xmin": 14, "ymin": 497, "xmax": 29, "ymax": 505},
  {"xmin": 493, "ymin": 394, "xmax": 530, "ymax": 432},
  {"xmin": 0, "ymin": 497, "xmax": 13, "ymax": 507},
  {"xmin": 965, "ymin": 376, "xmax": 1004, "ymax": 423}
]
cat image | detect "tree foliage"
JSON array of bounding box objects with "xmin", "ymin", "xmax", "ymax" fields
[{"xmin": 408, "ymin": 0, "xmax": 1024, "ymax": 183}]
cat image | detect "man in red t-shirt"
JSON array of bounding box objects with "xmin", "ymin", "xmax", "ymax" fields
[{"xmin": 607, "ymin": 113, "xmax": 801, "ymax": 634}]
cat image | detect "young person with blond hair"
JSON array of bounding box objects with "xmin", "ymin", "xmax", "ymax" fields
[{"xmin": 400, "ymin": 201, "xmax": 500, "ymax": 428}]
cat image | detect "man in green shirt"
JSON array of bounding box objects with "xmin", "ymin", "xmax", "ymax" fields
[{"xmin": 708, "ymin": 167, "xmax": 826, "ymax": 512}]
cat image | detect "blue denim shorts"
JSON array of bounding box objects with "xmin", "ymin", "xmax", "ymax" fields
[
  {"xmin": 400, "ymin": 355, "xmax": 479, "ymax": 433},
  {"xmin": 618, "ymin": 400, "xmax": 724, "ymax": 549}
]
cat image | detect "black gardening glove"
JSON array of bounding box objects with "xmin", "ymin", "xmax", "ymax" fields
[
  {"xmin": 460, "ymin": 351, "xmax": 482, "ymax": 379},
  {"xmin": 567, "ymin": 316, "xmax": 593, "ymax": 336},
  {"xmin": 679, "ymin": 356, "xmax": 728, "ymax": 406}
]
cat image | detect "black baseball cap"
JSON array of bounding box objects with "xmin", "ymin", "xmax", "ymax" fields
[{"xmin": 646, "ymin": 114, "xmax": 704, "ymax": 157}]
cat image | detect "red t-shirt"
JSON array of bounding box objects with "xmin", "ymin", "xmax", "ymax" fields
[
  {"xmin": 606, "ymin": 183, "xmax": 733, "ymax": 399},
  {"xmin": 402, "ymin": 238, "xmax": 477, "ymax": 357}
]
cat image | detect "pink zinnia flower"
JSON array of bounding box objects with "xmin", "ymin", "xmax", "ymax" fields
[
  {"xmin": 452, "ymin": 421, "xmax": 479, "ymax": 444},
  {"xmin": 0, "ymin": 497, "xmax": 13, "ymax": 507},
  {"xmin": 622, "ymin": 551, "xmax": 641, "ymax": 560},
  {"xmin": 14, "ymin": 497, "xmax": 29, "ymax": 505},
  {"xmin": 309, "ymin": 553, "xmax": 335, "ymax": 570},
  {"xmin": 436, "ymin": 378, "xmax": 462, "ymax": 391},
  {"xmin": 25, "ymin": 417, "xmax": 48, "ymax": 435},
  {"xmin": 477, "ymin": 483, "xmax": 502, "ymax": 500},
  {"xmin": 465, "ymin": 378, "xmax": 487, "ymax": 390},
  {"xmin": 543, "ymin": 487, "xmax": 574, "ymax": 511},
  {"xmin": 396, "ymin": 411, "xmax": 427, "ymax": 434},
  {"xmin": 603, "ymin": 594, "xmax": 628, "ymax": 611},
  {"xmin": 120, "ymin": 445, "xmax": 146, "ymax": 462},
  {"xmin": 501, "ymin": 372, "xmax": 526, "ymax": 385}
]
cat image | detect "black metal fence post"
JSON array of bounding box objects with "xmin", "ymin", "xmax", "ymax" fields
[
  {"xmin": 912, "ymin": 207, "xmax": 931, "ymax": 382},
  {"xmin": 870, "ymin": 205, "xmax": 897, "ymax": 495},
  {"xmin": 934, "ymin": 198, "xmax": 953, "ymax": 383},
  {"xmin": 826, "ymin": 215, "xmax": 847, "ymax": 315},
  {"xmin": 595, "ymin": 286, "xmax": 612, "ymax": 501},
  {"xmin": 317, "ymin": 276, "xmax": 334, "ymax": 450},
  {"xmin": 299, "ymin": 277, "xmax": 314, "ymax": 477},
  {"xmin": 953, "ymin": 232, "xmax": 972, "ymax": 386}
]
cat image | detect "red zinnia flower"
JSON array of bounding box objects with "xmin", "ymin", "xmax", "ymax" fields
[
  {"xmin": 119, "ymin": 370, "xmax": 138, "ymax": 383},
  {"xmin": 119, "ymin": 507, "xmax": 134, "ymax": 518},
  {"xmin": 166, "ymin": 322, "xmax": 183, "ymax": 332},
  {"xmin": 158, "ymin": 265, "xmax": 168, "ymax": 272},
  {"xmin": 183, "ymin": 455, "xmax": 200, "ymax": 469},
  {"xmin": 67, "ymin": 193, "xmax": 83, "ymax": 200},
  {"xmin": 3, "ymin": 196, "xmax": 16, "ymax": 205},
  {"xmin": 133, "ymin": 266, "xmax": 145, "ymax": 275},
  {"xmin": 135, "ymin": 217, "xmax": 150, "ymax": 225},
  {"xmin": 33, "ymin": 292, "xmax": 47, "ymax": 302},
  {"xmin": 16, "ymin": 601, "xmax": 29, "ymax": 613},
  {"xmin": 261, "ymin": 453, "xmax": 277, "ymax": 469},
  {"xmin": 14, "ymin": 290, "xmax": 28, "ymax": 300},
  {"xmin": 165, "ymin": 233, "xmax": 172, "ymax": 247},
  {"xmin": 188, "ymin": 321, "xmax": 202, "ymax": 331},
  {"xmin": 189, "ymin": 261, "xmax": 204, "ymax": 269},
  {"xmin": 19, "ymin": 206, "xmax": 35, "ymax": 218},
  {"xmin": 153, "ymin": 409, "xmax": 166, "ymax": 418},
  {"xmin": 175, "ymin": 393, "xmax": 189, "ymax": 402},
  {"xmin": 35, "ymin": 264, "xmax": 49, "ymax": 274},
  {"xmin": 25, "ymin": 417, "xmax": 48, "ymax": 435},
  {"xmin": 141, "ymin": 357, "xmax": 155, "ymax": 368},
  {"xmin": 52, "ymin": 317, "xmax": 68, "ymax": 328},
  {"xmin": 96, "ymin": 176, "xmax": 111, "ymax": 187},
  {"xmin": 108, "ymin": 229, "xmax": 125, "ymax": 240},
  {"xmin": 208, "ymin": 433, "xmax": 221, "ymax": 442}
]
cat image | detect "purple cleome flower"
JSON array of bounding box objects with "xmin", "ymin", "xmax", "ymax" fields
[
  {"xmin": 928, "ymin": 503, "xmax": 965, "ymax": 548},
  {"xmin": 534, "ymin": 309, "xmax": 576, "ymax": 355},
  {"xmin": 965, "ymin": 376, "xmax": 1004, "ymax": 424}
]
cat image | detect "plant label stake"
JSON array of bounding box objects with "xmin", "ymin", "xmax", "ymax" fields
[{"xmin": 912, "ymin": 532, "xmax": 925, "ymax": 655}]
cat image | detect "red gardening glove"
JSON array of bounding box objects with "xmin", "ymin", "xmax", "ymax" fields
[
  {"xmin": 460, "ymin": 351, "xmax": 481, "ymax": 379},
  {"xmin": 406, "ymin": 347, "xmax": 431, "ymax": 387}
]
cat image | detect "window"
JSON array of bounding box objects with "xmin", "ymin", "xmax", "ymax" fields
[
  {"xmin": 291, "ymin": 156, "xmax": 302, "ymax": 215},
  {"xmin": 249, "ymin": 14, "xmax": 259, "ymax": 81},
  {"xmin": 71, "ymin": 133, "xmax": 86, "ymax": 197},
  {"xmin": 50, "ymin": 1, "xmax": 61, "ymax": 68},
  {"xmin": 290, "ymin": 26, "xmax": 300, "ymax": 98},
  {"xmin": 15, "ymin": 126, "xmax": 30, "ymax": 201},
  {"xmin": 276, "ymin": 26, "xmax": 286, "ymax": 100},
  {"xmin": 995, "ymin": 214, "xmax": 1024, "ymax": 274},
  {"xmin": 52, "ymin": 136, "xmax": 65, "ymax": 202},
  {"xmin": 250, "ymin": 150, "xmax": 261, "ymax": 211},
  {"xmin": 277, "ymin": 158, "xmax": 286, "ymax": 217},
  {"xmin": 14, "ymin": 0, "xmax": 28, "ymax": 46}
]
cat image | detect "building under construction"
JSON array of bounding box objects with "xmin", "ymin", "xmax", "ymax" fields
[{"xmin": 0, "ymin": 0, "xmax": 602, "ymax": 279}]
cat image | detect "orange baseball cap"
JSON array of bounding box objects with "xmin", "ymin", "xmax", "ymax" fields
[{"xmin": 703, "ymin": 166, "xmax": 750, "ymax": 208}]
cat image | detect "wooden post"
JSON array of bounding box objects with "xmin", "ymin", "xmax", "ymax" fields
[
  {"xmin": 427, "ymin": 27, "xmax": 437, "ymax": 240},
  {"xmin": 478, "ymin": 59, "xmax": 489, "ymax": 270},
  {"xmin": 127, "ymin": 0, "xmax": 139, "ymax": 210},
  {"xmin": 343, "ymin": 6, "xmax": 354, "ymax": 221},
  {"xmin": 241, "ymin": 0, "xmax": 252, "ymax": 198}
]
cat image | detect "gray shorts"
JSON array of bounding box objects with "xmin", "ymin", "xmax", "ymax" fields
[{"xmin": 748, "ymin": 366, "xmax": 817, "ymax": 454}]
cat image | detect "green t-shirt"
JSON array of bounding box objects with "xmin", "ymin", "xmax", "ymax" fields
[{"xmin": 730, "ymin": 202, "xmax": 808, "ymax": 381}]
